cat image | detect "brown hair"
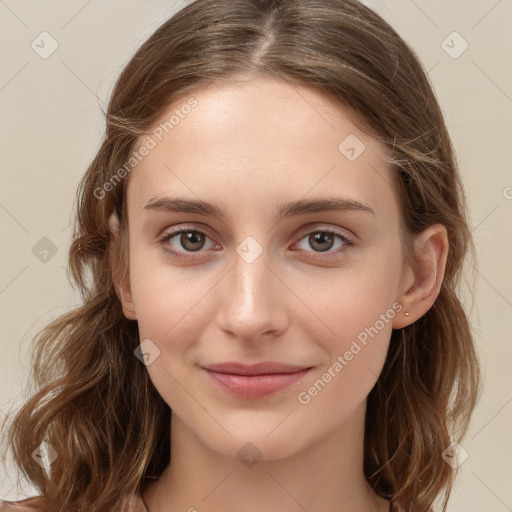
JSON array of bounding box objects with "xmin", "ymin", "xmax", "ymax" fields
[{"xmin": 1, "ymin": 1, "xmax": 481, "ymax": 511}]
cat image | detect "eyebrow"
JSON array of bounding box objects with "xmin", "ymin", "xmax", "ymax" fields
[{"xmin": 143, "ymin": 196, "xmax": 376, "ymax": 219}]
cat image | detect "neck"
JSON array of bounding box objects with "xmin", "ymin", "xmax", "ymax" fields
[{"xmin": 142, "ymin": 401, "xmax": 390, "ymax": 512}]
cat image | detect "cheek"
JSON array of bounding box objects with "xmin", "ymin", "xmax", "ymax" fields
[
  {"xmin": 296, "ymin": 281, "xmax": 397, "ymax": 422},
  {"xmin": 127, "ymin": 256, "xmax": 208, "ymax": 408},
  {"xmin": 306, "ymin": 284, "xmax": 394, "ymax": 379},
  {"xmin": 131, "ymin": 277, "xmax": 195, "ymax": 340},
  {"xmin": 305, "ymin": 254, "xmax": 401, "ymax": 339},
  {"xmin": 296, "ymin": 247, "xmax": 401, "ymax": 380},
  {"xmin": 128, "ymin": 249, "xmax": 216, "ymax": 345}
]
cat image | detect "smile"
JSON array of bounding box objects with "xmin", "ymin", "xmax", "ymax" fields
[{"xmin": 201, "ymin": 367, "xmax": 313, "ymax": 399}]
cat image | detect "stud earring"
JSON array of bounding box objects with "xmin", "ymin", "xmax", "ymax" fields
[{"xmin": 404, "ymin": 311, "xmax": 410, "ymax": 317}]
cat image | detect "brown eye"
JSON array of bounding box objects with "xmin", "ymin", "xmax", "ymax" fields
[
  {"xmin": 308, "ymin": 232, "xmax": 335, "ymax": 252},
  {"xmin": 179, "ymin": 231, "xmax": 206, "ymax": 252},
  {"xmin": 159, "ymin": 228, "xmax": 217, "ymax": 259},
  {"xmin": 293, "ymin": 229, "xmax": 355, "ymax": 258}
]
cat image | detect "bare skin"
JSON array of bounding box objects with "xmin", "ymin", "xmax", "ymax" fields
[{"xmin": 109, "ymin": 76, "xmax": 448, "ymax": 512}]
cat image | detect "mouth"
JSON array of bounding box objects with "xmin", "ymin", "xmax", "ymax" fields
[{"xmin": 200, "ymin": 362, "xmax": 313, "ymax": 399}]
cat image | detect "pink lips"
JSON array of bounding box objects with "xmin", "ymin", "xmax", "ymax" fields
[{"xmin": 201, "ymin": 362, "xmax": 313, "ymax": 399}]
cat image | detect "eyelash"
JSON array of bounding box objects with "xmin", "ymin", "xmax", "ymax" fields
[{"xmin": 159, "ymin": 226, "xmax": 355, "ymax": 261}]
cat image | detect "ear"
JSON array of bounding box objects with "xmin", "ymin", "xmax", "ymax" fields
[
  {"xmin": 108, "ymin": 210, "xmax": 137, "ymax": 320},
  {"xmin": 392, "ymin": 223, "xmax": 449, "ymax": 329}
]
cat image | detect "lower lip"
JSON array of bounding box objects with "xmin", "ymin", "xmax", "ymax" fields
[{"xmin": 202, "ymin": 368, "xmax": 312, "ymax": 399}]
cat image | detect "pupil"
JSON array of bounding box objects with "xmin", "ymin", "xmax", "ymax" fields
[
  {"xmin": 182, "ymin": 231, "xmax": 204, "ymax": 251},
  {"xmin": 310, "ymin": 232, "xmax": 333, "ymax": 252}
]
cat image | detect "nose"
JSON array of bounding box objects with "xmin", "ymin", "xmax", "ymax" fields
[{"xmin": 215, "ymin": 252, "xmax": 289, "ymax": 342}]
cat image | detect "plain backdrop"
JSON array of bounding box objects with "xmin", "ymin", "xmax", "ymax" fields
[{"xmin": 1, "ymin": 1, "xmax": 511, "ymax": 510}]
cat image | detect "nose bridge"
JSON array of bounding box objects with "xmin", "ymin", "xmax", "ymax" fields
[{"xmin": 216, "ymin": 246, "xmax": 288, "ymax": 339}]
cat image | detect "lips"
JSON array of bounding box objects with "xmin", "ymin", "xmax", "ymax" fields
[
  {"xmin": 202, "ymin": 361, "xmax": 311, "ymax": 375},
  {"xmin": 201, "ymin": 361, "xmax": 313, "ymax": 398}
]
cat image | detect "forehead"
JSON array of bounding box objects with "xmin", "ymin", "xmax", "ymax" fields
[{"xmin": 127, "ymin": 77, "xmax": 397, "ymax": 219}]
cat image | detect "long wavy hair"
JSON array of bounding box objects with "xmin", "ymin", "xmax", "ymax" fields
[{"xmin": 1, "ymin": 1, "xmax": 481, "ymax": 511}]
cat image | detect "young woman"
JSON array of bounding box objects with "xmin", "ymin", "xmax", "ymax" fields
[{"xmin": 1, "ymin": 1, "xmax": 480, "ymax": 511}]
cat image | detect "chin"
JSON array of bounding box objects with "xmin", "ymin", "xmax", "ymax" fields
[{"xmin": 199, "ymin": 425, "xmax": 310, "ymax": 464}]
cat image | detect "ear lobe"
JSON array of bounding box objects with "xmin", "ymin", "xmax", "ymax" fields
[
  {"xmin": 392, "ymin": 224, "xmax": 449, "ymax": 329},
  {"xmin": 108, "ymin": 211, "xmax": 137, "ymax": 320}
]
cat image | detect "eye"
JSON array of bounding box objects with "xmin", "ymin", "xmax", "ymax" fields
[
  {"xmin": 159, "ymin": 226, "xmax": 355, "ymax": 261},
  {"xmin": 293, "ymin": 229, "xmax": 355, "ymax": 257},
  {"xmin": 159, "ymin": 227, "xmax": 218, "ymax": 258}
]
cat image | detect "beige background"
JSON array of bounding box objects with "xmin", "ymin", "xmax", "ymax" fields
[{"xmin": 1, "ymin": 0, "xmax": 511, "ymax": 509}]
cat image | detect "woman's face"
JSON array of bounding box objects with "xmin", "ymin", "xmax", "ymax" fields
[{"xmin": 120, "ymin": 77, "xmax": 410, "ymax": 460}]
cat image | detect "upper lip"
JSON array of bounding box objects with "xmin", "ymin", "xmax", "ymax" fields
[{"xmin": 202, "ymin": 362, "xmax": 312, "ymax": 376}]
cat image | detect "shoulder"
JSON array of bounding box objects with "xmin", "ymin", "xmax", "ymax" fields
[
  {"xmin": 0, "ymin": 497, "xmax": 42, "ymax": 511},
  {"xmin": 122, "ymin": 492, "xmax": 148, "ymax": 511},
  {"xmin": 391, "ymin": 502, "xmax": 437, "ymax": 512},
  {"xmin": 0, "ymin": 492, "xmax": 147, "ymax": 512}
]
